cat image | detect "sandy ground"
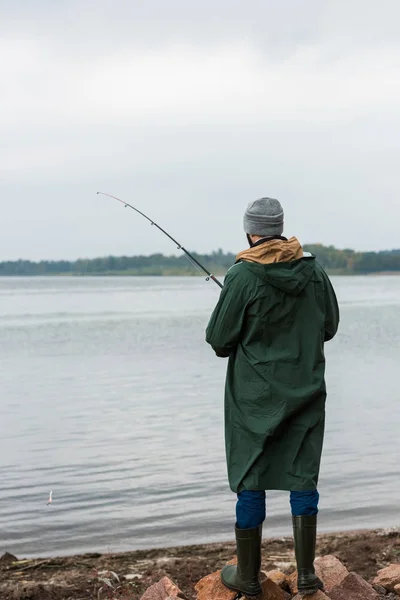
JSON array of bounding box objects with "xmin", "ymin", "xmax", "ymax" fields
[{"xmin": 1, "ymin": 528, "xmax": 399, "ymax": 599}]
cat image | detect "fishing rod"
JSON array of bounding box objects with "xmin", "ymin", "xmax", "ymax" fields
[{"xmin": 97, "ymin": 192, "xmax": 223, "ymax": 288}]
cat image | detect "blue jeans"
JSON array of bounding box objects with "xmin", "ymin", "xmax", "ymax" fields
[{"xmin": 236, "ymin": 489, "xmax": 319, "ymax": 529}]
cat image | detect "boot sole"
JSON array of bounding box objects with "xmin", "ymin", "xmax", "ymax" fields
[
  {"xmin": 221, "ymin": 580, "xmax": 262, "ymax": 598},
  {"xmin": 225, "ymin": 589, "xmax": 262, "ymax": 598}
]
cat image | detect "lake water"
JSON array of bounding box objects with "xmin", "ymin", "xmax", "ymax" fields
[{"xmin": 0, "ymin": 276, "xmax": 399, "ymax": 558}]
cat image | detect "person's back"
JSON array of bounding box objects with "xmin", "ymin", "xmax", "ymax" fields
[{"xmin": 206, "ymin": 197, "xmax": 339, "ymax": 597}]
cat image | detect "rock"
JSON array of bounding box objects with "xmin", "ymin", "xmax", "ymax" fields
[
  {"xmin": 195, "ymin": 569, "xmax": 287, "ymax": 600},
  {"xmin": 286, "ymin": 571, "xmax": 298, "ymax": 594},
  {"xmin": 292, "ymin": 591, "xmax": 330, "ymax": 600},
  {"xmin": 329, "ymin": 571, "xmax": 379, "ymax": 600},
  {"xmin": 314, "ymin": 555, "xmax": 349, "ymax": 593},
  {"xmin": 373, "ymin": 564, "xmax": 400, "ymax": 591},
  {"xmin": 140, "ymin": 576, "xmax": 185, "ymax": 600},
  {"xmin": 266, "ymin": 569, "xmax": 287, "ymax": 589},
  {"xmin": 395, "ymin": 583, "xmax": 400, "ymax": 595},
  {"xmin": 195, "ymin": 570, "xmax": 238, "ymax": 600},
  {"xmin": 287, "ymin": 555, "xmax": 349, "ymax": 595},
  {"xmin": 260, "ymin": 574, "xmax": 289, "ymax": 599},
  {"xmin": 0, "ymin": 552, "xmax": 18, "ymax": 563}
]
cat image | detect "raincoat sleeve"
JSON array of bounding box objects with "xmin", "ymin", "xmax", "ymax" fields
[
  {"xmin": 205, "ymin": 265, "xmax": 250, "ymax": 357},
  {"xmin": 321, "ymin": 269, "xmax": 340, "ymax": 341}
]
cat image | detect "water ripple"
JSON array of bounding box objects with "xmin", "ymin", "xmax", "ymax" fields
[{"xmin": 0, "ymin": 276, "xmax": 399, "ymax": 557}]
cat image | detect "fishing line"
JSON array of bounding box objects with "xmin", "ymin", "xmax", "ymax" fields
[{"xmin": 97, "ymin": 192, "xmax": 223, "ymax": 288}]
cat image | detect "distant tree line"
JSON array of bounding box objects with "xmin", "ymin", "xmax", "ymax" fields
[
  {"xmin": 0, "ymin": 250, "xmax": 236, "ymax": 276},
  {"xmin": 1, "ymin": 245, "xmax": 400, "ymax": 276},
  {"xmin": 303, "ymin": 245, "xmax": 400, "ymax": 274}
]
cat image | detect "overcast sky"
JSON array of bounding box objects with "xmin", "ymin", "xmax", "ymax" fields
[{"xmin": 1, "ymin": 0, "xmax": 399, "ymax": 260}]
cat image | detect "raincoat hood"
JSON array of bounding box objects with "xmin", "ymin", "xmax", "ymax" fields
[{"xmin": 236, "ymin": 236, "xmax": 315, "ymax": 296}]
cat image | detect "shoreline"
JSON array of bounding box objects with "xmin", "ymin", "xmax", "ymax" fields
[
  {"xmin": 1, "ymin": 270, "xmax": 400, "ymax": 277},
  {"xmin": 2, "ymin": 527, "xmax": 399, "ymax": 599}
]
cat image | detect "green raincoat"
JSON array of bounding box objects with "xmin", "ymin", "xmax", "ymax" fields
[{"xmin": 206, "ymin": 239, "xmax": 339, "ymax": 493}]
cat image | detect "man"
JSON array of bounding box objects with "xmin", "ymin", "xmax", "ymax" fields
[{"xmin": 206, "ymin": 198, "xmax": 339, "ymax": 597}]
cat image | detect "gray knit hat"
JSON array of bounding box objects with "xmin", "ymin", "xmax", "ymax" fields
[{"xmin": 243, "ymin": 197, "xmax": 284, "ymax": 236}]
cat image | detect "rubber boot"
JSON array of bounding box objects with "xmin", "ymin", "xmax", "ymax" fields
[
  {"xmin": 292, "ymin": 515, "xmax": 324, "ymax": 596},
  {"xmin": 221, "ymin": 524, "xmax": 262, "ymax": 597}
]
